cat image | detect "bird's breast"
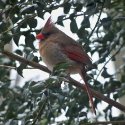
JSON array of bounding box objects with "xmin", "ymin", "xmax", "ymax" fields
[{"xmin": 39, "ymin": 42, "xmax": 68, "ymax": 71}]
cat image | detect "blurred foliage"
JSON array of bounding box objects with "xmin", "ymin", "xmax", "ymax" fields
[{"xmin": 0, "ymin": 0, "xmax": 125, "ymax": 124}]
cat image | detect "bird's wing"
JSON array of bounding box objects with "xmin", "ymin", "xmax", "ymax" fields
[{"xmin": 61, "ymin": 44, "xmax": 92, "ymax": 66}]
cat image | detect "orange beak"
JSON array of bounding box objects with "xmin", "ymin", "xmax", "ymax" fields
[{"xmin": 36, "ymin": 33, "xmax": 45, "ymax": 40}]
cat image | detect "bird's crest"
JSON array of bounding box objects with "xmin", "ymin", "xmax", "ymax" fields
[
  {"xmin": 42, "ymin": 16, "xmax": 59, "ymax": 34},
  {"xmin": 44, "ymin": 16, "xmax": 54, "ymax": 29}
]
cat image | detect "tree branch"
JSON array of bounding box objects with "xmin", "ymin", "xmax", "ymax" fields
[
  {"xmin": 87, "ymin": 0, "xmax": 105, "ymax": 40},
  {"xmin": 96, "ymin": 41, "xmax": 125, "ymax": 80},
  {"xmin": 2, "ymin": 50, "xmax": 125, "ymax": 113},
  {"xmin": 85, "ymin": 120, "xmax": 125, "ymax": 125},
  {"xmin": 2, "ymin": 51, "xmax": 51, "ymax": 73}
]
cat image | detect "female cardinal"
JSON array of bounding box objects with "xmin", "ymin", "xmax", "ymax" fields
[{"xmin": 36, "ymin": 17, "xmax": 95, "ymax": 114}]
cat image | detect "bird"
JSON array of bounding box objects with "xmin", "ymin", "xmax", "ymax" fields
[{"xmin": 36, "ymin": 17, "xmax": 96, "ymax": 114}]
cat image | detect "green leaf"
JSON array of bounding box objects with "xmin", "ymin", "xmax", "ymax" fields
[
  {"xmin": 13, "ymin": 35, "xmax": 20, "ymax": 46},
  {"xmin": 113, "ymin": 93, "xmax": 118, "ymax": 100},
  {"xmin": 63, "ymin": 3, "xmax": 71, "ymax": 14},
  {"xmin": 101, "ymin": 17, "xmax": 112, "ymax": 24},
  {"xmin": 79, "ymin": 112, "xmax": 87, "ymax": 117},
  {"xmin": 23, "ymin": 46, "xmax": 32, "ymax": 55},
  {"xmin": 101, "ymin": 67, "xmax": 112, "ymax": 78},
  {"xmin": 20, "ymin": 21, "xmax": 27, "ymax": 28},
  {"xmin": 32, "ymin": 56, "xmax": 39, "ymax": 63},
  {"xmin": 69, "ymin": 13, "xmax": 75, "ymax": 20},
  {"xmin": 77, "ymin": 27, "xmax": 89, "ymax": 39},
  {"xmin": 15, "ymin": 49, "xmax": 23, "ymax": 56},
  {"xmin": 36, "ymin": 1, "xmax": 45, "ymax": 9},
  {"xmin": 0, "ymin": 69, "xmax": 9, "ymax": 82},
  {"xmin": 12, "ymin": 16, "xmax": 21, "ymax": 24},
  {"xmin": 0, "ymin": 0, "xmax": 5, "ymax": 9},
  {"xmin": 12, "ymin": 27, "xmax": 20, "ymax": 46},
  {"xmin": 17, "ymin": 63, "xmax": 27, "ymax": 77},
  {"xmin": 85, "ymin": 2, "xmax": 96, "ymax": 15},
  {"xmin": 9, "ymin": 5, "xmax": 20, "ymax": 18},
  {"xmin": 29, "ymin": 82, "xmax": 45, "ymax": 93},
  {"xmin": 25, "ymin": 34, "xmax": 35, "ymax": 49},
  {"xmin": 0, "ymin": 22, "xmax": 7, "ymax": 32},
  {"xmin": 121, "ymin": 74, "xmax": 125, "ymax": 83},
  {"xmin": 1, "ymin": 33, "xmax": 12, "ymax": 44},
  {"xmin": 36, "ymin": 2, "xmax": 45, "ymax": 18},
  {"xmin": 7, "ymin": 0, "xmax": 17, "ymax": 4},
  {"xmin": 75, "ymin": 3, "xmax": 83, "ymax": 12},
  {"xmin": 26, "ymin": 52, "xmax": 34, "ymax": 60},
  {"xmin": 27, "ymin": 18, "xmax": 37, "ymax": 28},
  {"xmin": 100, "ymin": 17, "xmax": 112, "ymax": 30},
  {"xmin": 37, "ymin": 9, "xmax": 44, "ymax": 18},
  {"xmin": 81, "ymin": 16, "xmax": 90, "ymax": 28},
  {"xmin": 103, "ymin": 32, "xmax": 114, "ymax": 43},
  {"xmin": 18, "ymin": 103, "xmax": 28, "ymax": 114},
  {"xmin": 70, "ymin": 19, "xmax": 78, "ymax": 33},
  {"xmin": 53, "ymin": 62, "xmax": 69, "ymax": 76},
  {"xmin": 118, "ymin": 84, "xmax": 125, "ymax": 97},
  {"xmin": 66, "ymin": 104, "xmax": 78, "ymax": 117},
  {"xmin": 57, "ymin": 15, "xmax": 65, "ymax": 26},
  {"xmin": 20, "ymin": 5, "xmax": 36, "ymax": 15}
]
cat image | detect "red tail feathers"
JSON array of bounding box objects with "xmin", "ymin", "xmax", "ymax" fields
[{"xmin": 80, "ymin": 69, "xmax": 96, "ymax": 114}]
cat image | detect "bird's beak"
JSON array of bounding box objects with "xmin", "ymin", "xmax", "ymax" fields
[{"xmin": 36, "ymin": 33, "xmax": 45, "ymax": 40}]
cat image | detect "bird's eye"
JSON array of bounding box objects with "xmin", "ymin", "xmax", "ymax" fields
[{"xmin": 43, "ymin": 32, "xmax": 51, "ymax": 36}]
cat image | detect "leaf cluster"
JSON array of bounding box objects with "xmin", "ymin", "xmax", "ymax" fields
[{"xmin": 0, "ymin": 0, "xmax": 125, "ymax": 124}]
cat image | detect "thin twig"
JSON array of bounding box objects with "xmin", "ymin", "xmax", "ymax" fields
[
  {"xmin": 55, "ymin": 13, "xmax": 85, "ymax": 24},
  {"xmin": 2, "ymin": 50, "xmax": 125, "ymax": 113},
  {"xmin": 96, "ymin": 41, "xmax": 125, "ymax": 80},
  {"xmin": 0, "ymin": 64, "xmax": 16, "ymax": 69},
  {"xmin": 87, "ymin": 0, "xmax": 105, "ymax": 40},
  {"xmin": 0, "ymin": 64, "xmax": 38, "ymax": 70}
]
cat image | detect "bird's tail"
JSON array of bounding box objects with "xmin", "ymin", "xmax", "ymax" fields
[{"xmin": 80, "ymin": 68, "xmax": 96, "ymax": 115}]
